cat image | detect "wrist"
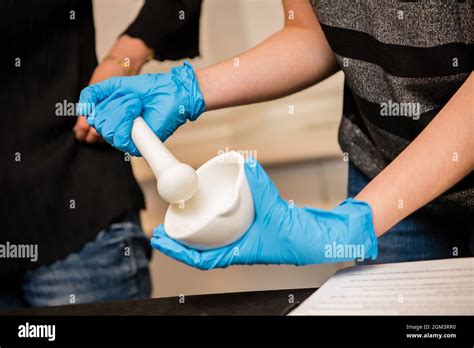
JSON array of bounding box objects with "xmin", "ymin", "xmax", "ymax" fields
[
  {"xmin": 296, "ymin": 198, "xmax": 378, "ymax": 264},
  {"xmin": 106, "ymin": 35, "xmax": 153, "ymax": 73},
  {"xmin": 194, "ymin": 68, "xmax": 213, "ymax": 111},
  {"xmin": 172, "ymin": 62, "xmax": 206, "ymax": 120},
  {"xmin": 331, "ymin": 198, "xmax": 378, "ymax": 261}
]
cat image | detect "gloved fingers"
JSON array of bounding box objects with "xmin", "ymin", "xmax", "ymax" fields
[
  {"xmin": 91, "ymin": 93, "xmax": 142, "ymax": 153},
  {"xmin": 92, "ymin": 92, "xmax": 129, "ymax": 132},
  {"xmin": 151, "ymin": 226, "xmax": 236, "ymax": 270},
  {"xmin": 77, "ymin": 77, "xmax": 121, "ymax": 116},
  {"xmin": 111, "ymin": 96, "xmax": 142, "ymax": 155},
  {"xmin": 151, "ymin": 225, "xmax": 206, "ymax": 269},
  {"xmin": 141, "ymin": 103, "xmax": 185, "ymax": 143},
  {"xmin": 83, "ymin": 91, "xmax": 122, "ymax": 128}
]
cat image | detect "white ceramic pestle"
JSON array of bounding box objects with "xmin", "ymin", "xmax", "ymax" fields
[{"xmin": 131, "ymin": 117, "xmax": 199, "ymax": 204}]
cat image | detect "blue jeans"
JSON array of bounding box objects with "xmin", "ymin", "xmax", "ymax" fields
[
  {"xmin": 348, "ymin": 163, "xmax": 473, "ymax": 265},
  {"xmin": 0, "ymin": 214, "xmax": 152, "ymax": 308}
]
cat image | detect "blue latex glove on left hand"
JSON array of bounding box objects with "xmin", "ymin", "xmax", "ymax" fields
[
  {"xmin": 151, "ymin": 159, "xmax": 378, "ymax": 270},
  {"xmin": 77, "ymin": 62, "xmax": 205, "ymax": 156}
]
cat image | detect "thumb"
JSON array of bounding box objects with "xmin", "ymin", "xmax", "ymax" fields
[
  {"xmin": 73, "ymin": 116, "xmax": 90, "ymax": 141},
  {"xmin": 244, "ymin": 159, "xmax": 281, "ymax": 210}
]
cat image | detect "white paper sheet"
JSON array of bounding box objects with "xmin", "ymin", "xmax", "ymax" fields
[{"xmin": 290, "ymin": 257, "xmax": 474, "ymax": 315}]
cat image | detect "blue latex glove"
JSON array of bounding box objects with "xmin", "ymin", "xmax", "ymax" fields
[
  {"xmin": 77, "ymin": 62, "xmax": 206, "ymax": 155},
  {"xmin": 151, "ymin": 159, "xmax": 378, "ymax": 270}
]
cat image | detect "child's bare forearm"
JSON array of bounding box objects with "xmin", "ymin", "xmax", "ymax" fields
[
  {"xmin": 357, "ymin": 73, "xmax": 474, "ymax": 236},
  {"xmin": 196, "ymin": 0, "xmax": 338, "ymax": 111}
]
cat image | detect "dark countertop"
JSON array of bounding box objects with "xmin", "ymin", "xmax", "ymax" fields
[{"xmin": 1, "ymin": 288, "xmax": 316, "ymax": 316}]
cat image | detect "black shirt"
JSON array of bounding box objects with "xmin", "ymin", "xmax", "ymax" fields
[{"xmin": 0, "ymin": 0, "xmax": 202, "ymax": 275}]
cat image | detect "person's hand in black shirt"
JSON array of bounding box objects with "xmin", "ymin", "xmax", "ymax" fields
[{"xmin": 74, "ymin": 35, "xmax": 153, "ymax": 144}]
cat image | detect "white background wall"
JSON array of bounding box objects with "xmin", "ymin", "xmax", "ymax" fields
[{"xmin": 93, "ymin": 0, "xmax": 351, "ymax": 298}]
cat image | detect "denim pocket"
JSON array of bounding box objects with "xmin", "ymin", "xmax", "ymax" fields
[{"xmin": 23, "ymin": 217, "xmax": 152, "ymax": 306}]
